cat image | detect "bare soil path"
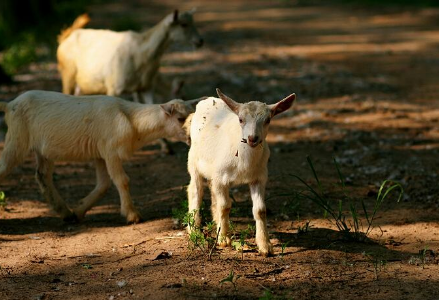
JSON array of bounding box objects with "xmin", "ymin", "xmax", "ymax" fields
[{"xmin": 1, "ymin": 1, "xmax": 439, "ymax": 299}]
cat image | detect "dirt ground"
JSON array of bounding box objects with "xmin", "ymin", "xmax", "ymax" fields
[{"xmin": 1, "ymin": 0, "xmax": 439, "ymax": 299}]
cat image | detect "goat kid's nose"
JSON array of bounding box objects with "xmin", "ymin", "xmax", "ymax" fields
[{"xmin": 248, "ymin": 135, "xmax": 259, "ymax": 144}]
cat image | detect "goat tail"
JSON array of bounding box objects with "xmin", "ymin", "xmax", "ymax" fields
[
  {"xmin": 57, "ymin": 13, "xmax": 90, "ymax": 43},
  {"xmin": 0, "ymin": 102, "xmax": 8, "ymax": 112}
]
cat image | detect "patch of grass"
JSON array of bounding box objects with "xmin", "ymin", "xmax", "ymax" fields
[
  {"xmin": 280, "ymin": 241, "xmax": 289, "ymax": 258},
  {"xmin": 183, "ymin": 210, "xmax": 218, "ymax": 259},
  {"xmin": 419, "ymin": 246, "xmax": 429, "ymax": 269},
  {"xmin": 410, "ymin": 245, "xmax": 431, "ymax": 269},
  {"xmin": 172, "ymin": 198, "xmax": 189, "ymax": 227},
  {"xmin": 291, "ymin": 156, "xmax": 403, "ymax": 241},
  {"xmin": 297, "ymin": 219, "xmax": 311, "ymax": 234},
  {"xmin": 231, "ymin": 223, "xmax": 256, "ymax": 260},
  {"xmin": 219, "ymin": 270, "xmax": 241, "ymax": 291},
  {"xmin": 172, "ymin": 193, "xmax": 210, "ymax": 228},
  {"xmin": 363, "ymin": 252, "xmax": 386, "ymax": 280},
  {"xmin": 81, "ymin": 263, "xmax": 92, "ymax": 269}
]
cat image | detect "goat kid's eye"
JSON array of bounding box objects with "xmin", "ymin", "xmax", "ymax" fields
[{"xmin": 239, "ymin": 118, "xmax": 243, "ymax": 124}]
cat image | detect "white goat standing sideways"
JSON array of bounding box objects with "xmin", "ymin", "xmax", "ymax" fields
[
  {"xmin": 0, "ymin": 90, "xmax": 201, "ymax": 223},
  {"xmin": 57, "ymin": 10, "xmax": 202, "ymax": 103},
  {"xmin": 187, "ymin": 89, "xmax": 296, "ymax": 256}
]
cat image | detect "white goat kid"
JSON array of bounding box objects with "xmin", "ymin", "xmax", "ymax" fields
[
  {"xmin": 187, "ymin": 89, "xmax": 296, "ymax": 256},
  {"xmin": 0, "ymin": 90, "xmax": 200, "ymax": 223},
  {"xmin": 57, "ymin": 10, "xmax": 202, "ymax": 103}
]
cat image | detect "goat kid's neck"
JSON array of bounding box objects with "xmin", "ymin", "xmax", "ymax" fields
[{"xmin": 130, "ymin": 105, "xmax": 170, "ymax": 142}]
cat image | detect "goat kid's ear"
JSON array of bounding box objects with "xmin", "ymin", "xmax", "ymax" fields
[
  {"xmin": 160, "ymin": 103, "xmax": 175, "ymax": 116},
  {"xmin": 269, "ymin": 93, "xmax": 296, "ymax": 117},
  {"xmin": 173, "ymin": 10, "xmax": 179, "ymax": 24},
  {"xmin": 185, "ymin": 96, "xmax": 208, "ymax": 110},
  {"xmin": 216, "ymin": 88, "xmax": 240, "ymax": 114}
]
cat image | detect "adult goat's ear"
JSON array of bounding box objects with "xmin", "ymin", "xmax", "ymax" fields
[
  {"xmin": 185, "ymin": 96, "xmax": 208, "ymax": 110},
  {"xmin": 173, "ymin": 10, "xmax": 179, "ymax": 24},
  {"xmin": 269, "ymin": 93, "xmax": 296, "ymax": 117},
  {"xmin": 161, "ymin": 103, "xmax": 174, "ymax": 116},
  {"xmin": 216, "ymin": 88, "xmax": 240, "ymax": 114}
]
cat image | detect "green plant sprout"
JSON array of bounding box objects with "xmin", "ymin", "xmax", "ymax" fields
[{"xmin": 291, "ymin": 156, "xmax": 403, "ymax": 241}]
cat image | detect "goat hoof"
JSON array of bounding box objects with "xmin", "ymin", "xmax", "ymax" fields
[
  {"xmin": 63, "ymin": 213, "xmax": 79, "ymax": 224},
  {"xmin": 126, "ymin": 211, "xmax": 143, "ymax": 224},
  {"xmin": 259, "ymin": 251, "xmax": 273, "ymax": 257},
  {"xmin": 72, "ymin": 209, "xmax": 86, "ymax": 221},
  {"xmin": 258, "ymin": 244, "xmax": 274, "ymax": 257},
  {"xmin": 218, "ymin": 236, "xmax": 231, "ymax": 248}
]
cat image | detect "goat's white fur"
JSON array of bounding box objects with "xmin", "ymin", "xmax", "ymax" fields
[
  {"xmin": 187, "ymin": 89, "xmax": 296, "ymax": 256},
  {"xmin": 57, "ymin": 10, "xmax": 202, "ymax": 103},
  {"xmin": 0, "ymin": 90, "xmax": 199, "ymax": 223}
]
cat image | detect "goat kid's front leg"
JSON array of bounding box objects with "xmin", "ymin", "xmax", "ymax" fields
[
  {"xmin": 106, "ymin": 157, "xmax": 142, "ymax": 224},
  {"xmin": 250, "ymin": 181, "xmax": 273, "ymax": 256},
  {"xmin": 73, "ymin": 159, "xmax": 112, "ymax": 220},
  {"xmin": 35, "ymin": 153, "xmax": 76, "ymax": 222},
  {"xmin": 187, "ymin": 170, "xmax": 204, "ymax": 232},
  {"xmin": 211, "ymin": 181, "xmax": 231, "ymax": 247}
]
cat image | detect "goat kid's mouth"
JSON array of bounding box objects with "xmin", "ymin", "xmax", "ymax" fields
[{"xmin": 242, "ymin": 138, "xmax": 261, "ymax": 148}]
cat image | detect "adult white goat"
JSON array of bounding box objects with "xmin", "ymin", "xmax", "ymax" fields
[
  {"xmin": 187, "ymin": 89, "xmax": 296, "ymax": 256},
  {"xmin": 0, "ymin": 90, "xmax": 201, "ymax": 223},
  {"xmin": 57, "ymin": 10, "xmax": 203, "ymax": 103}
]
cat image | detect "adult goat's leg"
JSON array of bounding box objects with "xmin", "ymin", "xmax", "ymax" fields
[{"xmin": 59, "ymin": 66, "xmax": 76, "ymax": 95}]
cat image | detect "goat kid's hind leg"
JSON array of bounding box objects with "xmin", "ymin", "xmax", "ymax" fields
[
  {"xmin": 0, "ymin": 140, "xmax": 27, "ymax": 181},
  {"xmin": 106, "ymin": 157, "xmax": 142, "ymax": 224},
  {"xmin": 73, "ymin": 159, "xmax": 111, "ymax": 220},
  {"xmin": 35, "ymin": 153, "xmax": 76, "ymax": 222},
  {"xmin": 187, "ymin": 169, "xmax": 204, "ymax": 231},
  {"xmin": 211, "ymin": 181, "xmax": 231, "ymax": 247},
  {"xmin": 250, "ymin": 181, "xmax": 273, "ymax": 256}
]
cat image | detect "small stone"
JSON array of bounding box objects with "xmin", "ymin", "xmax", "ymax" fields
[{"xmin": 116, "ymin": 280, "xmax": 127, "ymax": 288}]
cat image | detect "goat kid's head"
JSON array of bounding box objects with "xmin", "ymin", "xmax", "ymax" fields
[
  {"xmin": 160, "ymin": 97, "xmax": 205, "ymax": 143},
  {"xmin": 216, "ymin": 88, "xmax": 296, "ymax": 148},
  {"xmin": 168, "ymin": 9, "xmax": 203, "ymax": 48}
]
